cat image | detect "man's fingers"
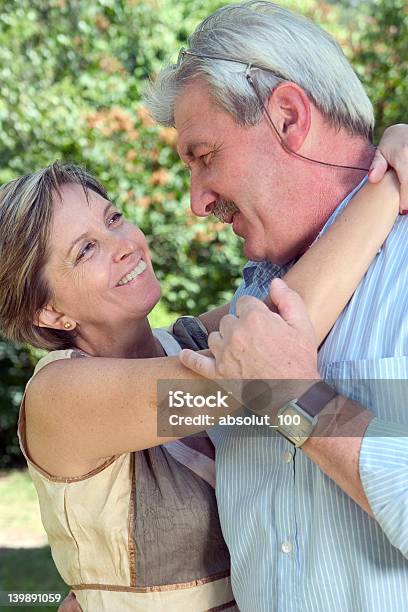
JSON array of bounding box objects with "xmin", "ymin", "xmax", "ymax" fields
[
  {"xmin": 179, "ymin": 348, "xmax": 217, "ymax": 378},
  {"xmin": 235, "ymin": 295, "xmax": 269, "ymax": 319},
  {"xmin": 208, "ymin": 331, "xmax": 223, "ymax": 357},
  {"xmin": 368, "ymin": 149, "xmax": 388, "ymax": 184},
  {"xmin": 269, "ymin": 278, "xmax": 314, "ymax": 333},
  {"xmin": 218, "ymin": 314, "xmax": 237, "ymax": 340}
]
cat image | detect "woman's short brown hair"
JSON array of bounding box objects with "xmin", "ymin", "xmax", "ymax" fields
[{"xmin": 0, "ymin": 162, "xmax": 108, "ymax": 350}]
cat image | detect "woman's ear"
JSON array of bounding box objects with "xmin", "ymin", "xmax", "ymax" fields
[
  {"xmin": 266, "ymin": 82, "xmax": 311, "ymax": 152},
  {"xmin": 35, "ymin": 305, "xmax": 76, "ymax": 331}
]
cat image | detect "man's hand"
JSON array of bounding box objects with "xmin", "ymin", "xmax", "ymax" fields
[
  {"xmin": 180, "ymin": 278, "xmax": 320, "ymax": 381},
  {"xmin": 369, "ymin": 124, "xmax": 408, "ymax": 213},
  {"xmin": 57, "ymin": 592, "xmax": 82, "ymax": 612}
]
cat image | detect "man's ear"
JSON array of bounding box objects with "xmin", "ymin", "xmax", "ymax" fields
[
  {"xmin": 35, "ymin": 304, "xmax": 75, "ymax": 331},
  {"xmin": 266, "ymin": 82, "xmax": 311, "ymax": 152}
]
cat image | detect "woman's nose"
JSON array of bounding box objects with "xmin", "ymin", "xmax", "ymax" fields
[{"xmin": 112, "ymin": 237, "xmax": 136, "ymax": 263}]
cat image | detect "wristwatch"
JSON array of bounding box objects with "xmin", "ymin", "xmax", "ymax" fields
[{"xmin": 276, "ymin": 381, "xmax": 337, "ymax": 447}]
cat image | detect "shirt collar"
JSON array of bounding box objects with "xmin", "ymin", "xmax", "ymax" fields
[{"xmin": 242, "ymin": 260, "xmax": 281, "ymax": 286}]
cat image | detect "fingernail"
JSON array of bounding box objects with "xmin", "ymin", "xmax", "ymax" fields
[{"xmin": 273, "ymin": 278, "xmax": 286, "ymax": 287}]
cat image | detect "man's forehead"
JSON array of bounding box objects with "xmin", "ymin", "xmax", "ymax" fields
[
  {"xmin": 175, "ymin": 109, "xmax": 213, "ymax": 157},
  {"xmin": 175, "ymin": 85, "xmax": 208, "ymax": 131},
  {"xmin": 174, "ymin": 80, "xmax": 225, "ymax": 154}
]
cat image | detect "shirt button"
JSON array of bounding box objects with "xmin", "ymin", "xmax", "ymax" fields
[
  {"xmin": 282, "ymin": 451, "xmax": 293, "ymax": 463},
  {"xmin": 281, "ymin": 541, "xmax": 293, "ymax": 554}
]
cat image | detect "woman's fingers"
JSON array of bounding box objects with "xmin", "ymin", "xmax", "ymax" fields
[
  {"xmin": 57, "ymin": 592, "xmax": 82, "ymax": 612},
  {"xmin": 179, "ymin": 348, "xmax": 217, "ymax": 378},
  {"xmin": 368, "ymin": 148, "xmax": 388, "ymax": 183},
  {"xmin": 369, "ymin": 124, "xmax": 408, "ymax": 213}
]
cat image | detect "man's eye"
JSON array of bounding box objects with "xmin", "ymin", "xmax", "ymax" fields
[
  {"xmin": 77, "ymin": 241, "xmax": 96, "ymax": 261},
  {"xmin": 108, "ymin": 212, "xmax": 123, "ymax": 225},
  {"xmin": 201, "ymin": 152, "xmax": 212, "ymax": 166}
]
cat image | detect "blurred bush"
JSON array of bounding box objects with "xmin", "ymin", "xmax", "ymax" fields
[
  {"xmin": 0, "ymin": 0, "xmax": 406, "ymax": 467},
  {"xmin": 343, "ymin": 0, "xmax": 408, "ymax": 141},
  {"xmin": 0, "ymin": 341, "xmax": 34, "ymax": 468}
]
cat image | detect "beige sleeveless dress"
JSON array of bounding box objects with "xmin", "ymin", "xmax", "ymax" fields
[{"xmin": 18, "ymin": 327, "xmax": 237, "ymax": 611}]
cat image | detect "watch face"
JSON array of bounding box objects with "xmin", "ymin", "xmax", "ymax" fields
[{"xmin": 277, "ymin": 403, "xmax": 315, "ymax": 445}]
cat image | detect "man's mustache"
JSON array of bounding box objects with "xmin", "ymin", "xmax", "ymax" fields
[{"xmin": 213, "ymin": 199, "xmax": 239, "ymax": 223}]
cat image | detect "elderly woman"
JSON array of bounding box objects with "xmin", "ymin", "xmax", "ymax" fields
[{"xmin": 0, "ymin": 153, "xmax": 403, "ymax": 611}]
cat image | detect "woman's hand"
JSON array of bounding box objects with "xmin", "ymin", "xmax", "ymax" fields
[
  {"xmin": 58, "ymin": 592, "xmax": 82, "ymax": 612},
  {"xmin": 369, "ymin": 124, "xmax": 408, "ymax": 213}
]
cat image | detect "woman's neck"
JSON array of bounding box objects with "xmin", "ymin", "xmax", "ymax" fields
[{"xmin": 74, "ymin": 317, "xmax": 166, "ymax": 359}]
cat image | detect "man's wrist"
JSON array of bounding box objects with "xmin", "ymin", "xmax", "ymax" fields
[
  {"xmin": 242, "ymin": 378, "xmax": 320, "ymax": 419},
  {"xmin": 276, "ymin": 380, "xmax": 336, "ymax": 447},
  {"xmin": 305, "ymin": 395, "xmax": 374, "ymax": 441}
]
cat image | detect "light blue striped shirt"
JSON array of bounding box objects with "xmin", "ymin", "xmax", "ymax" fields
[{"xmin": 209, "ymin": 179, "xmax": 408, "ymax": 611}]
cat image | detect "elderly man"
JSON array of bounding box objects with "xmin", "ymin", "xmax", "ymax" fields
[{"xmin": 146, "ymin": 2, "xmax": 408, "ymax": 611}]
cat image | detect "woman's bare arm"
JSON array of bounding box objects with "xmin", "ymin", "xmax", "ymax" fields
[
  {"xmin": 199, "ymin": 303, "xmax": 230, "ymax": 332},
  {"xmin": 26, "ymin": 173, "xmax": 399, "ymax": 476},
  {"xmin": 284, "ymin": 172, "xmax": 399, "ymax": 344},
  {"xmin": 26, "ymin": 354, "xmax": 213, "ymax": 476}
]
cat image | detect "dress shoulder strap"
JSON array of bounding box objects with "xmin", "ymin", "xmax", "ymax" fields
[{"xmin": 32, "ymin": 348, "xmax": 86, "ymax": 379}]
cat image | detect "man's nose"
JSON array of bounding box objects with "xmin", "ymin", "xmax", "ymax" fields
[{"xmin": 190, "ymin": 175, "xmax": 217, "ymax": 217}]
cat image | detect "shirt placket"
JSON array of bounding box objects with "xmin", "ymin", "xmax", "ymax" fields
[{"xmin": 275, "ymin": 438, "xmax": 301, "ymax": 612}]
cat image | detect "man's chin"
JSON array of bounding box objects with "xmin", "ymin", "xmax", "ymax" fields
[
  {"xmin": 242, "ymin": 240, "xmax": 268, "ymax": 262},
  {"xmin": 243, "ymin": 239, "xmax": 293, "ymax": 265}
]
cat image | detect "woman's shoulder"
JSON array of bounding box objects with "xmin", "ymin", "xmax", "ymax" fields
[
  {"xmin": 33, "ymin": 347, "xmax": 87, "ymax": 376},
  {"xmin": 23, "ymin": 347, "xmax": 116, "ymax": 480},
  {"xmin": 27, "ymin": 347, "xmax": 88, "ymax": 400}
]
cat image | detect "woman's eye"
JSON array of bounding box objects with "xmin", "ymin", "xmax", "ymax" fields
[
  {"xmin": 77, "ymin": 241, "xmax": 96, "ymax": 262},
  {"xmin": 108, "ymin": 212, "xmax": 123, "ymax": 225}
]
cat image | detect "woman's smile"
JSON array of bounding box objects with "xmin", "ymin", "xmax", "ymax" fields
[{"xmin": 116, "ymin": 259, "xmax": 147, "ymax": 286}]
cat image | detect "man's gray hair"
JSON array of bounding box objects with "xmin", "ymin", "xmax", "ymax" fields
[{"xmin": 146, "ymin": 1, "xmax": 374, "ymax": 139}]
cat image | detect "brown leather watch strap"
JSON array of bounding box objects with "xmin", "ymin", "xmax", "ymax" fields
[{"xmin": 297, "ymin": 381, "xmax": 337, "ymax": 417}]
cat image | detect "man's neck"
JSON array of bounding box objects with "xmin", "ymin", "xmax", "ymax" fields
[
  {"xmin": 324, "ymin": 140, "xmax": 375, "ymax": 206},
  {"xmin": 297, "ymin": 137, "xmax": 376, "ymax": 255}
]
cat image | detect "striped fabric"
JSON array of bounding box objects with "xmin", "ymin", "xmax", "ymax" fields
[{"xmin": 208, "ymin": 177, "xmax": 408, "ymax": 611}]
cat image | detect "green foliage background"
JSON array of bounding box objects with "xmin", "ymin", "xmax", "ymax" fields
[{"xmin": 0, "ymin": 0, "xmax": 407, "ymax": 467}]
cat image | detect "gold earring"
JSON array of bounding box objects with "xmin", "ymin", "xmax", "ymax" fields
[{"xmin": 64, "ymin": 322, "xmax": 72, "ymax": 330}]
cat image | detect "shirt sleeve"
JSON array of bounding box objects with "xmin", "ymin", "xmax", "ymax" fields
[{"xmin": 359, "ymin": 417, "xmax": 408, "ymax": 558}]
